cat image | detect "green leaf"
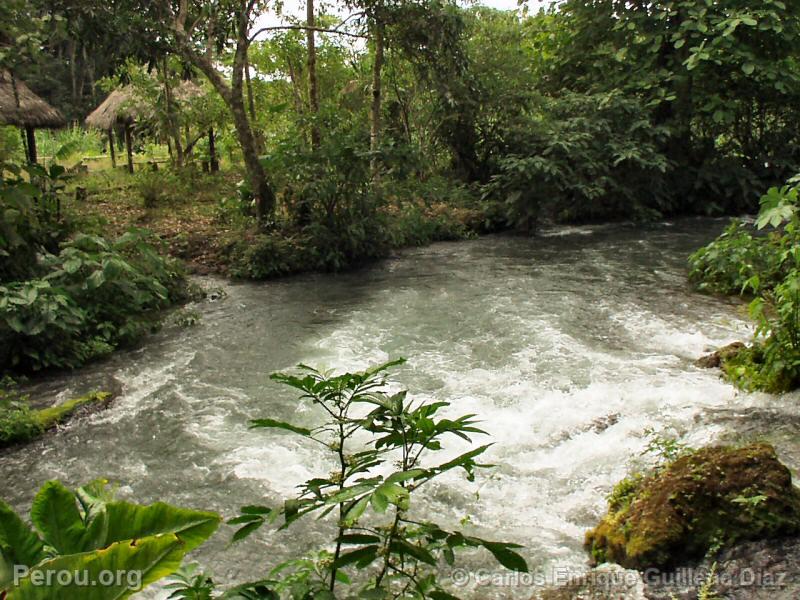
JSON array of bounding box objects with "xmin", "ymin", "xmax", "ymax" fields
[
  {"xmin": 331, "ymin": 545, "xmax": 379, "ymax": 569},
  {"xmin": 8, "ymin": 534, "xmax": 184, "ymax": 600},
  {"xmin": 249, "ymin": 419, "xmax": 312, "ymax": 437},
  {"xmin": 231, "ymin": 521, "xmax": 263, "ymax": 543},
  {"xmin": 341, "ymin": 496, "xmax": 370, "ymax": 527},
  {"xmin": 0, "ymin": 501, "xmax": 45, "ymax": 588},
  {"xmin": 369, "ymin": 491, "xmax": 388, "ymax": 514},
  {"xmin": 375, "ymin": 483, "xmax": 409, "ymax": 510},
  {"xmin": 102, "ymin": 502, "xmax": 220, "ymax": 553},
  {"xmin": 742, "ymin": 63, "xmax": 755, "ymax": 75},
  {"xmin": 389, "ymin": 539, "xmax": 436, "ymax": 566},
  {"xmin": 30, "ymin": 481, "xmax": 87, "ymax": 555},
  {"xmin": 480, "ymin": 542, "xmax": 528, "ymax": 573}
]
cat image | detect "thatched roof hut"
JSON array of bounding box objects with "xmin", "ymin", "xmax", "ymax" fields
[
  {"xmin": 85, "ymin": 87, "xmax": 147, "ymax": 173},
  {"xmin": 0, "ymin": 71, "xmax": 66, "ymax": 164},
  {"xmin": 84, "ymin": 87, "xmax": 143, "ymax": 130},
  {"xmin": 0, "ymin": 71, "xmax": 65, "ymax": 129}
]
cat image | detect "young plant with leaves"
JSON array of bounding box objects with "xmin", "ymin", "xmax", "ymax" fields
[
  {"xmin": 690, "ymin": 174, "xmax": 800, "ymax": 391},
  {"xmin": 228, "ymin": 359, "xmax": 527, "ymax": 598}
]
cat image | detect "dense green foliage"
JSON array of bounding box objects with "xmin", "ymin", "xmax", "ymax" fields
[
  {"xmin": 0, "ymin": 228, "xmax": 189, "ymax": 371},
  {"xmin": 690, "ymin": 175, "xmax": 800, "ymax": 391},
  {"xmin": 0, "ymin": 480, "xmax": 220, "ymax": 599},
  {"xmin": 0, "ymin": 380, "xmax": 42, "ymax": 446}
]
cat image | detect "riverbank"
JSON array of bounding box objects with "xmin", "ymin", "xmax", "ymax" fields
[{"xmin": 66, "ymin": 168, "xmax": 492, "ymax": 279}]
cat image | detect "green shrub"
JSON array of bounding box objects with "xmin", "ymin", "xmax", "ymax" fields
[
  {"xmin": 690, "ymin": 175, "xmax": 800, "ymax": 392},
  {"xmin": 0, "ymin": 381, "xmax": 42, "ymax": 446},
  {"xmin": 688, "ymin": 220, "xmax": 790, "ymax": 296},
  {"xmin": 230, "ymin": 233, "xmax": 312, "ymax": 279},
  {"xmin": 483, "ymin": 91, "xmax": 672, "ymax": 231},
  {"xmin": 0, "ymin": 229, "xmax": 188, "ymax": 371}
]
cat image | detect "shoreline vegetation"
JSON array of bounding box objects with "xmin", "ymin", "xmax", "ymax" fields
[{"xmin": 0, "ymin": 387, "xmax": 112, "ymax": 449}]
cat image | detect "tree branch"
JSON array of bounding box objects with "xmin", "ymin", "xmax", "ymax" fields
[{"xmin": 249, "ymin": 24, "xmax": 367, "ymax": 42}]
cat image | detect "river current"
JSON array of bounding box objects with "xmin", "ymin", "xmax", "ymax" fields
[{"xmin": 3, "ymin": 219, "xmax": 799, "ymax": 597}]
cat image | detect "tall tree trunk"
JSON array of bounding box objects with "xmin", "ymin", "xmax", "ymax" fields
[
  {"xmin": 370, "ymin": 20, "xmax": 385, "ymax": 179},
  {"xmin": 168, "ymin": 0, "xmax": 275, "ymax": 223},
  {"xmin": 69, "ymin": 40, "xmax": 78, "ymax": 108},
  {"xmin": 245, "ymin": 56, "xmax": 256, "ymax": 121},
  {"xmin": 162, "ymin": 56, "xmax": 184, "ymax": 167},
  {"xmin": 307, "ymin": 0, "xmax": 320, "ymax": 150}
]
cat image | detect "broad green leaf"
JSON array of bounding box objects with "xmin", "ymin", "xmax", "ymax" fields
[
  {"xmin": 341, "ymin": 496, "xmax": 369, "ymax": 527},
  {"xmin": 102, "ymin": 502, "xmax": 220, "ymax": 553},
  {"xmin": 8, "ymin": 534, "xmax": 184, "ymax": 600},
  {"xmin": 388, "ymin": 539, "xmax": 436, "ymax": 566},
  {"xmin": 30, "ymin": 481, "xmax": 86, "ymax": 555},
  {"xmin": 479, "ymin": 541, "xmax": 528, "ymax": 573},
  {"xmin": 0, "ymin": 501, "xmax": 45, "ymax": 588}
]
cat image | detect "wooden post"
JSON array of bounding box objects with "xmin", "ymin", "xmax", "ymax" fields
[
  {"xmin": 20, "ymin": 127, "xmax": 28, "ymax": 161},
  {"xmin": 124, "ymin": 124, "xmax": 134, "ymax": 174},
  {"xmin": 25, "ymin": 125, "xmax": 37, "ymax": 164},
  {"xmin": 108, "ymin": 128, "xmax": 116, "ymax": 168},
  {"xmin": 208, "ymin": 128, "xmax": 219, "ymax": 172}
]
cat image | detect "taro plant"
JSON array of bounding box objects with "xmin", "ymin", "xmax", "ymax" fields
[
  {"xmin": 0, "ymin": 479, "xmax": 220, "ymax": 599},
  {"xmin": 227, "ymin": 359, "xmax": 528, "ymax": 599}
]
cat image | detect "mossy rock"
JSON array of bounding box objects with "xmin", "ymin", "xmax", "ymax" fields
[
  {"xmin": 585, "ymin": 443, "xmax": 800, "ymax": 570},
  {"xmin": 695, "ymin": 342, "xmax": 745, "ymax": 369},
  {"xmin": 0, "ymin": 391, "xmax": 112, "ymax": 448}
]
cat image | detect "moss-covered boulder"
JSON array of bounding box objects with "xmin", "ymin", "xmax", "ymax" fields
[
  {"xmin": 585, "ymin": 444, "xmax": 800, "ymax": 570},
  {"xmin": 695, "ymin": 342, "xmax": 745, "ymax": 369}
]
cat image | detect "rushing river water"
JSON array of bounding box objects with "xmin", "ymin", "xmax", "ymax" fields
[{"xmin": 3, "ymin": 218, "xmax": 800, "ymax": 598}]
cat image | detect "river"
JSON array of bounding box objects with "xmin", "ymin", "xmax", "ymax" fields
[{"xmin": 3, "ymin": 218, "xmax": 799, "ymax": 598}]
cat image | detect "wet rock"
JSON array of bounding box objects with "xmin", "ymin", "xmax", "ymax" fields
[
  {"xmin": 696, "ymin": 341, "xmax": 746, "ymax": 369},
  {"xmin": 644, "ymin": 536, "xmax": 800, "ymax": 599},
  {"xmin": 585, "ymin": 444, "xmax": 800, "ymax": 571},
  {"xmin": 534, "ymin": 564, "xmax": 646, "ymax": 600}
]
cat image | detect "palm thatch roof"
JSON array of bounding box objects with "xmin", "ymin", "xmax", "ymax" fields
[
  {"xmin": 85, "ymin": 87, "xmax": 145, "ymax": 130},
  {"xmin": 0, "ymin": 71, "xmax": 66, "ymax": 128}
]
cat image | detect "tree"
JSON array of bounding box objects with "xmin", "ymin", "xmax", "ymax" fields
[
  {"xmin": 159, "ymin": 0, "xmax": 276, "ymax": 224},
  {"xmin": 548, "ymin": 0, "xmax": 800, "ymax": 209},
  {"xmin": 306, "ymin": 0, "xmax": 320, "ymax": 150}
]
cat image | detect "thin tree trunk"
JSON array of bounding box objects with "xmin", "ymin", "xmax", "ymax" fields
[
  {"xmin": 124, "ymin": 124, "xmax": 134, "ymax": 174},
  {"xmin": 245, "ymin": 56, "xmax": 256, "ymax": 121},
  {"xmin": 69, "ymin": 40, "xmax": 78, "ymax": 108},
  {"xmin": 20, "ymin": 128, "xmax": 28, "ymax": 162},
  {"xmin": 163, "ymin": 56, "xmax": 184, "ymax": 167},
  {"xmin": 168, "ymin": 0, "xmax": 275, "ymax": 223},
  {"xmin": 370, "ymin": 20, "xmax": 385, "ymax": 179},
  {"xmin": 307, "ymin": 0, "xmax": 320, "ymax": 150},
  {"xmin": 108, "ymin": 128, "xmax": 117, "ymax": 168},
  {"xmin": 209, "ymin": 128, "xmax": 219, "ymax": 172}
]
